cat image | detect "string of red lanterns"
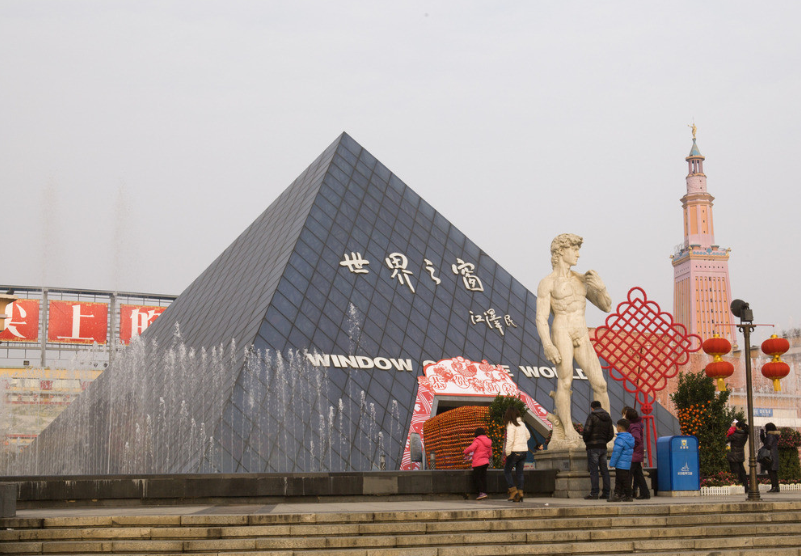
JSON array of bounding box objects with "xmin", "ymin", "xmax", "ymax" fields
[
  {"xmin": 703, "ymin": 333, "xmax": 792, "ymax": 393},
  {"xmin": 702, "ymin": 334, "xmax": 735, "ymax": 391},
  {"xmin": 761, "ymin": 334, "xmax": 790, "ymax": 391}
]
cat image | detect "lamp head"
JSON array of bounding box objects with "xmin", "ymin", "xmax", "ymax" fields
[{"xmin": 731, "ymin": 299, "xmax": 753, "ymax": 322}]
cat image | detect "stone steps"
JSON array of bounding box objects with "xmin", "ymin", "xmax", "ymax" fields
[
  {"xmin": 2, "ymin": 502, "xmax": 801, "ymax": 555},
  {"xmin": 4, "ymin": 517, "xmax": 801, "ymax": 542}
]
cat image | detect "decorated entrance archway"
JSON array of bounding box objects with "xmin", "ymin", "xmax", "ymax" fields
[{"xmin": 400, "ymin": 357, "xmax": 551, "ymax": 470}]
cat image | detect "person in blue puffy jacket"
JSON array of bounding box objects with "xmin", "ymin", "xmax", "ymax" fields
[{"xmin": 608, "ymin": 418, "xmax": 635, "ymax": 502}]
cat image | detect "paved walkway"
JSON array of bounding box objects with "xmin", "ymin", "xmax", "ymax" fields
[{"xmin": 15, "ymin": 491, "xmax": 801, "ymax": 518}]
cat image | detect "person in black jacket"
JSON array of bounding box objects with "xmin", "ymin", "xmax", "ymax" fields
[
  {"xmin": 583, "ymin": 400, "xmax": 615, "ymax": 500},
  {"xmin": 727, "ymin": 420, "xmax": 749, "ymax": 487},
  {"xmin": 760, "ymin": 422, "xmax": 781, "ymax": 492}
]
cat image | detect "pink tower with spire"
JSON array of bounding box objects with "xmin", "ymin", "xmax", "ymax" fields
[{"xmin": 671, "ymin": 128, "xmax": 736, "ymax": 345}]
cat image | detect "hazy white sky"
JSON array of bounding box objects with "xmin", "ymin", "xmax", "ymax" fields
[{"xmin": 2, "ymin": 1, "xmax": 800, "ymax": 345}]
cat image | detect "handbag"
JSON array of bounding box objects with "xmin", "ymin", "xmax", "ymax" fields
[{"xmin": 757, "ymin": 446, "xmax": 773, "ymax": 466}]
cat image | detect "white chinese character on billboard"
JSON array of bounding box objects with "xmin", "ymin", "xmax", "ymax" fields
[
  {"xmin": 47, "ymin": 301, "xmax": 108, "ymax": 344},
  {"xmin": 119, "ymin": 305, "xmax": 167, "ymax": 344},
  {"xmin": 339, "ymin": 252, "xmax": 370, "ymax": 274},
  {"xmin": 0, "ymin": 299, "xmax": 40, "ymax": 342},
  {"xmin": 452, "ymin": 258, "xmax": 483, "ymax": 292},
  {"xmin": 423, "ymin": 259, "xmax": 441, "ymax": 285},
  {"xmin": 385, "ymin": 252, "xmax": 415, "ymax": 293}
]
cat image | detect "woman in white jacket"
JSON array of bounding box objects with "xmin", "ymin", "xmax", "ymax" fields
[{"xmin": 503, "ymin": 406, "xmax": 530, "ymax": 502}]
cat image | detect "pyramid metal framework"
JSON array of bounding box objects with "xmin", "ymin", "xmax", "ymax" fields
[{"xmin": 21, "ymin": 133, "xmax": 680, "ymax": 475}]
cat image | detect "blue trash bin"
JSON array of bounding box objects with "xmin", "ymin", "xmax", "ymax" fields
[{"xmin": 656, "ymin": 436, "xmax": 700, "ymax": 493}]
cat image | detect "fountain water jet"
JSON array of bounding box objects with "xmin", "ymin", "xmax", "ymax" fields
[{"xmin": 3, "ymin": 328, "xmax": 402, "ymax": 475}]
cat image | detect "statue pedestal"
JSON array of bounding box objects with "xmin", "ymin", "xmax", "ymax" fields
[{"xmin": 536, "ymin": 447, "xmax": 610, "ymax": 498}]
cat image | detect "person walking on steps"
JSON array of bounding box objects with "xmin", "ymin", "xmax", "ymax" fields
[
  {"xmin": 583, "ymin": 400, "xmax": 614, "ymax": 500},
  {"xmin": 760, "ymin": 422, "xmax": 781, "ymax": 493},
  {"xmin": 503, "ymin": 406, "xmax": 530, "ymax": 502},
  {"xmin": 464, "ymin": 427, "xmax": 493, "ymax": 500}
]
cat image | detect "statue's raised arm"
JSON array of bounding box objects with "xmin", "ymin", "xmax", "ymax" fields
[{"xmin": 583, "ymin": 269, "xmax": 612, "ymax": 312}]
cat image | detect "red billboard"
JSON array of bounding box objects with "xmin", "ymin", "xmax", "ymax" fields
[
  {"xmin": 119, "ymin": 304, "xmax": 166, "ymax": 344},
  {"xmin": 47, "ymin": 301, "xmax": 108, "ymax": 345},
  {"xmin": 0, "ymin": 299, "xmax": 40, "ymax": 343}
]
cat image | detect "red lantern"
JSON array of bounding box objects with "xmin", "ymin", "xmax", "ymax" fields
[
  {"xmin": 705, "ymin": 360, "xmax": 735, "ymax": 391},
  {"xmin": 702, "ymin": 334, "xmax": 734, "ymax": 391},
  {"xmin": 761, "ymin": 335, "xmax": 790, "ymax": 358},
  {"xmin": 703, "ymin": 335, "xmax": 732, "ymax": 357},
  {"xmin": 762, "ymin": 361, "xmax": 790, "ymax": 391},
  {"xmin": 761, "ymin": 335, "xmax": 791, "ymax": 391}
]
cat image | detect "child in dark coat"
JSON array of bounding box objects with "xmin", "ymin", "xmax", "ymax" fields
[
  {"xmin": 609, "ymin": 418, "xmax": 635, "ymax": 502},
  {"xmin": 464, "ymin": 427, "xmax": 493, "ymax": 500}
]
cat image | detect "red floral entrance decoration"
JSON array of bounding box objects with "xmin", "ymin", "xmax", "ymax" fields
[
  {"xmin": 590, "ymin": 287, "xmax": 702, "ymax": 465},
  {"xmin": 400, "ymin": 357, "xmax": 550, "ymax": 470}
]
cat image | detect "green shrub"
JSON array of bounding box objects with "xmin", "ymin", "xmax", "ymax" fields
[
  {"xmin": 670, "ymin": 370, "xmax": 744, "ymax": 477},
  {"xmin": 486, "ymin": 395, "xmax": 528, "ymax": 468},
  {"xmin": 778, "ymin": 427, "xmax": 801, "ymax": 481}
]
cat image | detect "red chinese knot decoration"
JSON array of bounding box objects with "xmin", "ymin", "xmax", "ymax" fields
[
  {"xmin": 761, "ymin": 334, "xmax": 790, "ymax": 391},
  {"xmin": 590, "ymin": 287, "xmax": 702, "ymax": 465},
  {"xmin": 591, "ymin": 287, "xmax": 702, "ymax": 405},
  {"xmin": 702, "ymin": 334, "xmax": 734, "ymax": 391}
]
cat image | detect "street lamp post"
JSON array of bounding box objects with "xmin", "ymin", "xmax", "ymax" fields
[{"xmin": 731, "ymin": 299, "xmax": 760, "ymax": 502}]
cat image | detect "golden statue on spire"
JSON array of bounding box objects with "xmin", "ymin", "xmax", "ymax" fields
[{"xmin": 688, "ymin": 122, "xmax": 697, "ymax": 139}]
